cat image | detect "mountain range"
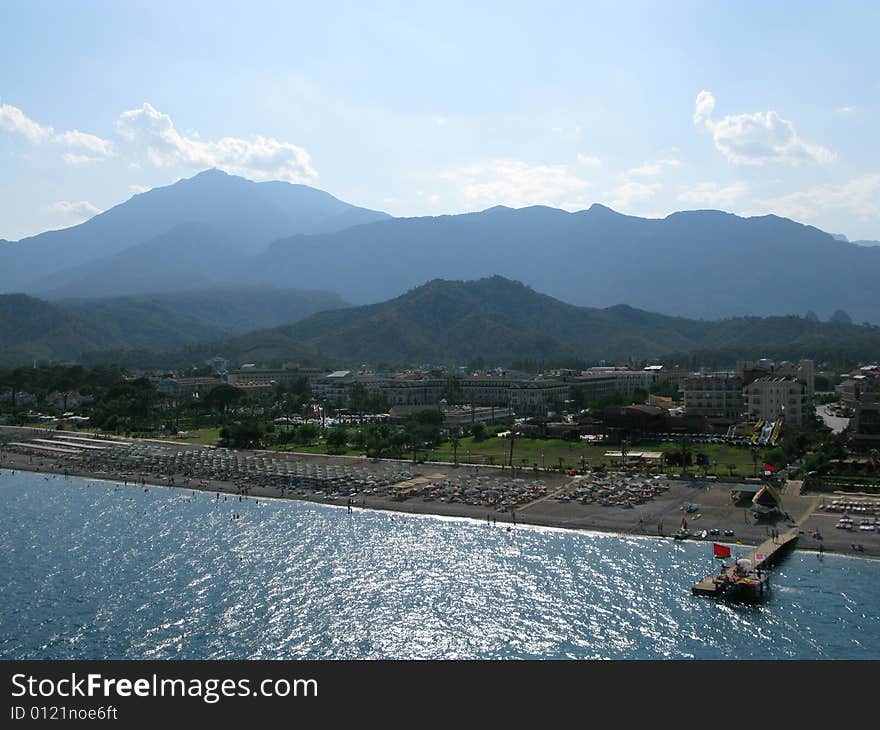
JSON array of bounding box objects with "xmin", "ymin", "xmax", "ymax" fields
[
  {"xmin": 2, "ymin": 168, "xmax": 879, "ymax": 324},
  {"xmin": 0, "ymin": 169, "xmax": 389, "ymax": 297},
  {"xmin": 248, "ymin": 204, "xmax": 880, "ymax": 324},
  {"xmin": 21, "ymin": 276, "xmax": 878, "ymax": 372}
]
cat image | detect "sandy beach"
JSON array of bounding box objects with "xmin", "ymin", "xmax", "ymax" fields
[{"xmin": 1, "ymin": 425, "xmax": 878, "ymax": 562}]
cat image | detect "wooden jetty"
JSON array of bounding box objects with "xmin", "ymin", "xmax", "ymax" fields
[{"xmin": 692, "ymin": 528, "xmax": 799, "ymax": 600}]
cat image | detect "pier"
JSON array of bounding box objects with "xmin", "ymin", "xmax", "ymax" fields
[{"xmin": 692, "ymin": 528, "xmax": 799, "ymax": 599}]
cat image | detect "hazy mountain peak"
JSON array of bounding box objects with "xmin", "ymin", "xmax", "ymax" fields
[
  {"xmin": 192, "ymin": 167, "xmax": 228, "ymax": 179},
  {"xmin": 2, "ymin": 170, "xmax": 391, "ymax": 296},
  {"xmin": 585, "ymin": 203, "xmax": 621, "ymax": 215}
]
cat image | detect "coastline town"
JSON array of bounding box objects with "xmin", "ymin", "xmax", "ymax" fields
[
  {"xmin": 2, "ymin": 353, "xmax": 878, "ymax": 562},
  {"xmin": 0, "ymin": 358, "xmax": 880, "ymax": 557}
]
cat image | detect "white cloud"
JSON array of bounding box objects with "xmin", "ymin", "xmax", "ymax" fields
[
  {"xmin": 129, "ymin": 184, "xmax": 151, "ymax": 194},
  {"xmin": 836, "ymin": 106, "xmax": 855, "ymax": 113},
  {"xmin": 116, "ymin": 102, "xmax": 317, "ymax": 183},
  {"xmin": 749, "ymin": 175, "xmax": 880, "ymax": 223},
  {"xmin": 0, "ymin": 103, "xmax": 53, "ymax": 142},
  {"xmin": 693, "ymin": 91, "xmax": 834, "ymax": 166},
  {"xmin": 693, "ymin": 90, "xmax": 716, "ymax": 125},
  {"xmin": 577, "ymin": 153, "xmax": 602, "ymax": 167},
  {"xmin": 54, "ymin": 129, "xmax": 113, "ymax": 157},
  {"xmin": 678, "ymin": 181, "xmax": 749, "ymax": 209},
  {"xmin": 0, "ymin": 103, "xmax": 112, "ymax": 161},
  {"xmin": 628, "ymin": 158, "xmax": 681, "ymax": 176},
  {"xmin": 607, "ymin": 181, "xmax": 661, "ymax": 212},
  {"xmin": 446, "ymin": 159, "xmax": 592, "ymax": 209},
  {"xmin": 48, "ymin": 200, "xmax": 102, "ymax": 221}
]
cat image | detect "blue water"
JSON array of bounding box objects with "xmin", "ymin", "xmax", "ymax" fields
[{"xmin": 1, "ymin": 469, "xmax": 879, "ymax": 659}]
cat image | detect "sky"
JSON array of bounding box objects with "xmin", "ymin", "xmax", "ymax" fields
[{"xmin": 2, "ymin": 0, "xmax": 879, "ymax": 241}]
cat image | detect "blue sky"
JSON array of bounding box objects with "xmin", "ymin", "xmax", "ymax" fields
[{"xmin": 2, "ymin": 0, "xmax": 879, "ymax": 240}]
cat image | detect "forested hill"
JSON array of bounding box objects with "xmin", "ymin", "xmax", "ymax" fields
[{"xmin": 77, "ymin": 276, "xmax": 880, "ymax": 371}]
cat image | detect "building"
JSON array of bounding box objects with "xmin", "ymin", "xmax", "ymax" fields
[
  {"xmin": 851, "ymin": 392, "xmax": 880, "ymax": 448},
  {"xmin": 737, "ymin": 359, "xmax": 815, "ymax": 399},
  {"xmin": 744, "ymin": 377, "xmax": 807, "ymax": 426},
  {"xmin": 205, "ymin": 356, "xmax": 229, "ymax": 375},
  {"xmin": 156, "ymin": 376, "xmax": 226, "ymax": 399},
  {"xmin": 443, "ymin": 406, "xmax": 515, "ymax": 427},
  {"xmin": 682, "ymin": 375, "xmax": 744, "ymax": 420},
  {"xmin": 226, "ymin": 365, "xmax": 325, "ymax": 387},
  {"xmin": 505, "ymin": 380, "xmax": 568, "ymax": 416},
  {"xmin": 311, "ymin": 371, "xmax": 568, "ymax": 417},
  {"xmin": 312, "ymin": 371, "xmax": 356, "ymax": 404},
  {"xmin": 839, "ymin": 375, "xmax": 878, "ymax": 406},
  {"xmin": 566, "ymin": 368, "xmax": 653, "ymax": 403}
]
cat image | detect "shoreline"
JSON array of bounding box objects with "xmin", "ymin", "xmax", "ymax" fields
[{"xmin": 3, "ymin": 449, "xmax": 878, "ymax": 562}]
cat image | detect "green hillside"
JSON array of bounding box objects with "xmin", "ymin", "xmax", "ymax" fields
[{"xmin": 81, "ymin": 276, "xmax": 880, "ymax": 370}]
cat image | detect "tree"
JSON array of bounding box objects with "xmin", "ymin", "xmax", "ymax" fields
[
  {"xmin": 441, "ymin": 376, "xmax": 463, "ymax": 405},
  {"xmin": 678, "ymin": 436, "xmax": 693, "ymax": 467},
  {"xmin": 296, "ymin": 423, "xmax": 320, "ymax": 445},
  {"xmin": 390, "ymin": 430, "xmax": 407, "ymax": 460},
  {"xmin": 205, "ymin": 384, "xmax": 241, "ymax": 417},
  {"xmin": 349, "ymin": 382, "xmax": 370, "ymax": 416},
  {"xmin": 325, "ymin": 427, "xmax": 349, "ymax": 454},
  {"xmin": 0, "ymin": 368, "xmax": 33, "ymax": 413},
  {"xmin": 649, "ymin": 379, "xmax": 679, "ymax": 399},
  {"xmin": 449, "ymin": 427, "xmax": 461, "ymax": 465},
  {"xmin": 365, "ymin": 425, "xmax": 390, "ymax": 459},
  {"xmin": 219, "ymin": 420, "xmax": 264, "ymax": 449},
  {"xmin": 471, "ymin": 422, "xmax": 487, "ymax": 441}
]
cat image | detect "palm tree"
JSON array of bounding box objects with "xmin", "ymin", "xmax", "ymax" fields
[
  {"xmin": 678, "ymin": 436, "xmax": 692, "ymax": 468},
  {"xmin": 449, "ymin": 427, "xmax": 461, "ymax": 465}
]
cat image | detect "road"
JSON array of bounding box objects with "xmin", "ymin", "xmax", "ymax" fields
[{"xmin": 816, "ymin": 404, "xmax": 850, "ymax": 434}]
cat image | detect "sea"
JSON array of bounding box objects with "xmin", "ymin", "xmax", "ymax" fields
[{"xmin": 2, "ymin": 469, "xmax": 879, "ymax": 660}]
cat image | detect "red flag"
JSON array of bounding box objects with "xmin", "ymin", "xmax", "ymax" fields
[
  {"xmin": 713, "ymin": 543, "xmax": 731, "ymax": 558},
  {"xmin": 763, "ymin": 463, "xmax": 776, "ymax": 472}
]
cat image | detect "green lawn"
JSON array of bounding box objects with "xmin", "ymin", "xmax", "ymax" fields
[
  {"xmin": 270, "ymin": 434, "xmax": 774, "ymax": 476},
  {"xmin": 170, "ymin": 428, "xmax": 775, "ymax": 477},
  {"xmin": 171, "ymin": 427, "xmax": 222, "ymax": 445},
  {"xmin": 269, "ymin": 443, "xmax": 345, "ymax": 454},
  {"xmin": 452, "ymin": 437, "xmax": 775, "ymax": 475}
]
